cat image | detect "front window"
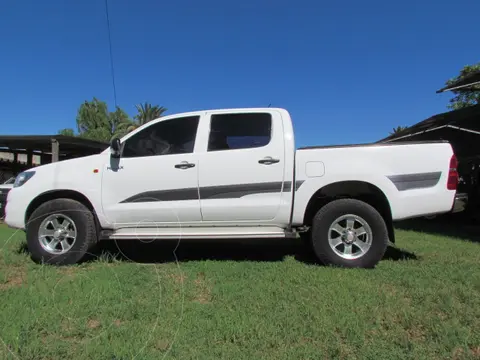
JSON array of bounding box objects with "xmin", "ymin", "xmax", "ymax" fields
[{"xmin": 122, "ymin": 116, "xmax": 200, "ymax": 158}]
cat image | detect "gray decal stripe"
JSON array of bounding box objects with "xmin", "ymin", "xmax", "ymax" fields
[
  {"xmin": 387, "ymin": 171, "xmax": 442, "ymax": 191},
  {"xmin": 201, "ymin": 182, "xmax": 284, "ymax": 199},
  {"xmin": 120, "ymin": 180, "xmax": 305, "ymax": 203},
  {"xmin": 120, "ymin": 188, "xmax": 199, "ymax": 203},
  {"xmin": 284, "ymin": 181, "xmax": 292, "ymax": 192},
  {"xmin": 284, "ymin": 180, "xmax": 305, "ymax": 192},
  {"xmin": 295, "ymin": 180, "xmax": 305, "ymax": 191}
]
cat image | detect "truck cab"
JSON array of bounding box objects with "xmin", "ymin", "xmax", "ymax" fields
[{"xmin": 101, "ymin": 108, "xmax": 296, "ymax": 228}]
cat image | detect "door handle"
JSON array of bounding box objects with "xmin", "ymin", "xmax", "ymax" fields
[
  {"xmin": 258, "ymin": 156, "xmax": 280, "ymax": 165},
  {"xmin": 174, "ymin": 161, "xmax": 195, "ymax": 169}
]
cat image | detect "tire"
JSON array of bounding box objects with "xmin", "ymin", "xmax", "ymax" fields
[
  {"xmin": 311, "ymin": 198, "xmax": 388, "ymax": 268},
  {"xmin": 26, "ymin": 198, "xmax": 98, "ymax": 265}
]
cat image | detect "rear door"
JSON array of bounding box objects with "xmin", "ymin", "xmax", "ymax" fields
[{"xmin": 197, "ymin": 110, "xmax": 286, "ymax": 223}]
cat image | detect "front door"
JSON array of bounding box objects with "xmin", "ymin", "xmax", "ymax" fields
[
  {"xmin": 197, "ymin": 110, "xmax": 286, "ymax": 223},
  {"xmin": 101, "ymin": 115, "xmax": 202, "ymax": 227}
]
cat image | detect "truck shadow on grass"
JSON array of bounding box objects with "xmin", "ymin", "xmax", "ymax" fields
[
  {"xmin": 14, "ymin": 238, "xmax": 418, "ymax": 265},
  {"xmin": 89, "ymin": 238, "xmax": 418, "ymax": 265},
  {"xmin": 395, "ymin": 215, "xmax": 480, "ymax": 244}
]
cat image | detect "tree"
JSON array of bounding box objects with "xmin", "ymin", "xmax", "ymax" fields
[
  {"xmin": 75, "ymin": 98, "xmax": 134, "ymax": 142},
  {"xmin": 445, "ymin": 62, "xmax": 480, "ymax": 110},
  {"xmin": 134, "ymin": 102, "xmax": 167, "ymax": 126},
  {"xmin": 390, "ymin": 125, "xmax": 408, "ymax": 135},
  {"xmin": 58, "ymin": 128, "xmax": 75, "ymax": 137},
  {"xmin": 108, "ymin": 106, "xmax": 135, "ymax": 139}
]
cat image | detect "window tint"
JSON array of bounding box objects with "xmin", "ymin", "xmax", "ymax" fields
[
  {"xmin": 208, "ymin": 113, "xmax": 272, "ymax": 151},
  {"xmin": 122, "ymin": 116, "xmax": 199, "ymax": 158}
]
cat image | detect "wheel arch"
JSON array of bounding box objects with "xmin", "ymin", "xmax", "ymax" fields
[
  {"xmin": 302, "ymin": 180, "xmax": 395, "ymax": 243},
  {"xmin": 25, "ymin": 189, "xmax": 100, "ymax": 229}
]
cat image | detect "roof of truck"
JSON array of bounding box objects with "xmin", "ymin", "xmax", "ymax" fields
[{"xmin": 157, "ymin": 107, "xmax": 288, "ymax": 118}]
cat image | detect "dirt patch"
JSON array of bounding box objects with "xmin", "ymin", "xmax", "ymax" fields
[
  {"xmin": 87, "ymin": 319, "xmax": 100, "ymax": 329},
  {"xmin": 57, "ymin": 266, "xmax": 84, "ymax": 280},
  {"xmin": 113, "ymin": 319, "xmax": 123, "ymax": 327},
  {"xmin": 154, "ymin": 339, "xmax": 170, "ymax": 351},
  {"xmin": 452, "ymin": 347, "xmax": 465, "ymax": 360},
  {"xmin": 168, "ymin": 272, "xmax": 186, "ymax": 284},
  {"xmin": 452, "ymin": 346, "xmax": 480, "ymax": 360},
  {"xmin": 436, "ymin": 311, "xmax": 448, "ymax": 320},
  {"xmin": 193, "ymin": 272, "xmax": 212, "ymax": 304},
  {"xmin": 61, "ymin": 319, "xmax": 75, "ymax": 333},
  {"xmin": 58, "ymin": 266, "xmax": 78, "ymax": 275},
  {"xmin": 470, "ymin": 346, "xmax": 480, "ymax": 357},
  {"xmin": 0, "ymin": 268, "xmax": 27, "ymax": 290},
  {"xmin": 406, "ymin": 326, "xmax": 426, "ymax": 341},
  {"xmin": 381, "ymin": 284, "xmax": 412, "ymax": 307},
  {"xmin": 299, "ymin": 337, "xmax": 315, "ymax": 345}
]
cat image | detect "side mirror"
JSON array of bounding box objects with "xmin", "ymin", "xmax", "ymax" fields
[{"xmin": 110, "ymin": 137, "xmax": 121, "ymax": 158}]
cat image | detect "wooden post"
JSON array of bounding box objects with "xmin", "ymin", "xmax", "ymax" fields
[{"xmin": 51, "ymin": 138, "xmax": 59, "ymax": 162}]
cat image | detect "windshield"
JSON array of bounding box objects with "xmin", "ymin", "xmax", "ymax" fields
[{"xmin": 3, "ymin": 177, "xmax": 15, "ymax": 185}]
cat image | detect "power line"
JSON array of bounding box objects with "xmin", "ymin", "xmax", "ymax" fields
[{"xmin": 104, "ymin": 0, "xmax": 117, "ymax": 108}]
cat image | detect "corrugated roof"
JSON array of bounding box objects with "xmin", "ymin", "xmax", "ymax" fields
[
  {"xmin": 0, "ymin": 135, "xmax": 108, "ymax": 155},
  {"xmin": 436, "ymin": 69, "xmax": 480, "ymax": 93},
  {"xmin": 378, "ymin": 104, "xmax": 480, "ymax": 143}
]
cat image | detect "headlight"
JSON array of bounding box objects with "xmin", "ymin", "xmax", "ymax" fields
[{"xmin": 14, "ymin": 171, "xmax": 36, "ymax": 188}]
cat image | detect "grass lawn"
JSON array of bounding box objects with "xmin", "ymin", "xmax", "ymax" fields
[{"xmin": 0, "ymin": 222, "xmax": 479, "ymax": 360}]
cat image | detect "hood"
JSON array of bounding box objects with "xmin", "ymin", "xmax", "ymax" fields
[{"xmin": 27, "ymin": 153, "xmax": 106, "ymax": 175}]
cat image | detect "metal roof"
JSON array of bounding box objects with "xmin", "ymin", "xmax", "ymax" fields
[
  {"xmin": 378, "ymin": 104, "xmax": 480, "ymax": 157},
  {"xmin": 0, "ymin": 135, "xmax": 108, "ymax": 155},
  {"xmin": 436, "ymin": 69, "xmax": 480, "ymax": 93}
]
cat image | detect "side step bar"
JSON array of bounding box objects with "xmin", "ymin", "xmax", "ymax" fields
[{"xmin": 105, "ymin": 226, "xmax": 295, "ymax": 240}]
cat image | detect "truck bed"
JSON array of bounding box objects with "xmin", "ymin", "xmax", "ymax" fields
[{"xmin": 297, "ymin": 140, "xmax": 449, "ymax": 150}]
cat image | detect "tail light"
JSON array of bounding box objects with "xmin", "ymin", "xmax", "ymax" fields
[{"xmin": 447, "ymin": 154, "xmax": 458, "ymax": 190}]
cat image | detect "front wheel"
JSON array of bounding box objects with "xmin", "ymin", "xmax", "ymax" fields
[
  {"xmin": 311, "ymin": 199, "xmax": 388, "ymax": 268},
  {"xmin": 26, "ymin": 198, "xmax": 98, "ymax": 265}
]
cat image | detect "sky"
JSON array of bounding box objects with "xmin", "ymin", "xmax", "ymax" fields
[{"xmin": 0, "ymin": 0, "xmax": 478, "ymax": 147}]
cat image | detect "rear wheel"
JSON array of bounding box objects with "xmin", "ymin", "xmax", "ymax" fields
[
  {"xmin": 26, "ymin": 198, "xmax": 98, "ymax": 265},
  {"xmin": 311, "ymin": 199, "xmax": 388, "ymax": 268}
]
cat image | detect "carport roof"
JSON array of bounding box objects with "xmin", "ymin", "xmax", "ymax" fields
[
  {"xmin": 378, "ymin": 104, "xmax": 480, "ymax": 143},
  {"xmin": 436, "ymin": 69, "xmax": 480, "ymax": 93},
  {"xmin": 0, "ymin": 135, "xmax": 108, "ymax": 155}
]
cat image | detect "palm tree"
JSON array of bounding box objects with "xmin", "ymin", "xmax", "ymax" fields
[
  {"xmin": 134, "ymin": 102, "xmax": 167, "ymax": 126},
  {"xmin": 390, "ymin": 126, "xmax": 408, "ymax": 135}
]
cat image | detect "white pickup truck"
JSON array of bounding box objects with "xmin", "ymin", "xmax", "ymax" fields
[{"xmin": 4, "ymin": 108, "xmax": 462, "ymax": 268}]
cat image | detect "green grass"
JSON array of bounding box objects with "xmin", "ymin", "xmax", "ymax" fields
[{"xmin": 0, "ymin": 223, "xmax": 479, "ymax": 360}]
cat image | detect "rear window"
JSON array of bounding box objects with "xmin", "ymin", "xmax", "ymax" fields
[{"xmin": 208, "ymin": 113, "xmax": 272, "ymax": 151}]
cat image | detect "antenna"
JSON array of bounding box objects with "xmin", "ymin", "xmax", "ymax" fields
[
  {"xmin": 104, "ymin": 0, "xmax": 118, "ymax": 108},
  {"xmin": 268, "ymin": 104, "xmax": 271, "ymax": 108}
]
